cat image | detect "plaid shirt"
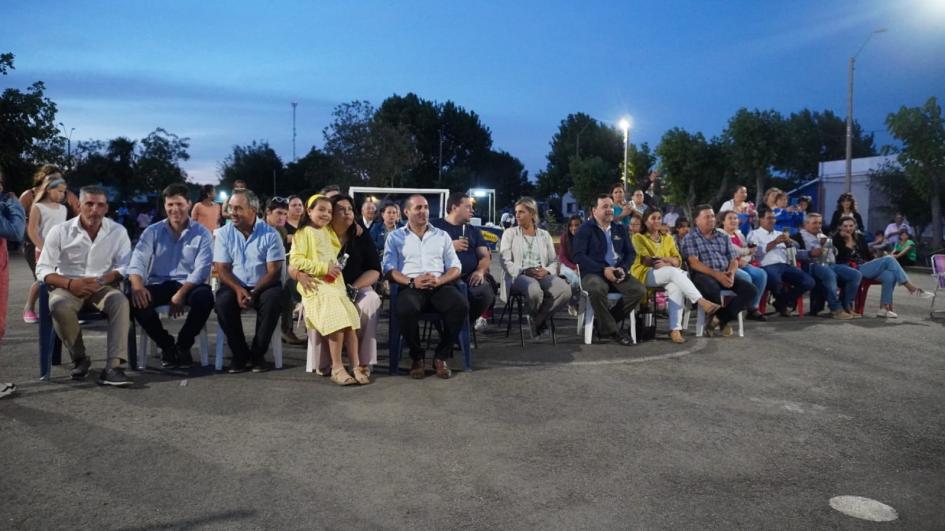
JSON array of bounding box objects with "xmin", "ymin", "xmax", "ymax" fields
[{"xmin": 681, "ymin": 228, "xmax": 736, "ymax": 272}]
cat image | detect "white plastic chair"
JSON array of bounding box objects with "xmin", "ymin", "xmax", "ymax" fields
[
  {"xmin": 930, "ymin": 254, "xmax": 945, "ymax": 319},
  {"xmin": 574, "ymin": 266, "xmax": 636, "ymax": 345},
  {"xmin": 214, "ymin": 313, "xmax": 283, "ymax": 371},
  {"xmin": 681, "ymin": 289, "xmax": 745, "ymax": 337},
  {"xmin": 136, "ymin": 305, "xmax": 211, "ymax": 369}
]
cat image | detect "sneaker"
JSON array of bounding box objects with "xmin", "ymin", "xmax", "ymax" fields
[
  {"xmin": 227, "ymin": 361, "xmax": 250, "ymax": 374},
  {"xmin": 0, "ymin": 382, "xmax": 16, "ymax": 399},
  {"xmin": 876, "ymin": 309, "xmax": 899, "ymax": 318},
  {"xmin": 176, "ymin": 348, "xmax": 193, "ymax": 369},
  {"xmin": 160, "ymin": 348, "xmax": 178, "ymax": 369},
  {"xmin": 910, "ymin": 288, "xmax": 934, "ymax": 299},
  {"xmin": 251, "ymin": 360, "xmax": 270, "ymax": 373},
  {"xmin": 71, "ymin": 357, "xmax": 92, "ymax": 379},
  {"xmin": 831, "ymin": 309, "xmax": 854, "ymax": 320},
  {"xmin": 567, "ymin": 304, "xmax": 578, "ymax": 317},
  {"xmin": 22, "ymin": 310, "xmax": 38, "ymax": 324},
  {"xmin": 474, "ymin": 316, "xmax": 488, "ymax": 331},
  {"xmin": 97, "ymin": 368, "xmax": 132, "ymax": 387}
]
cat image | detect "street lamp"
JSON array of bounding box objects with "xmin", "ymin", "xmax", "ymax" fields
[
  {"xmin": 845, "ymin": 28, "xmax": 886, "ymax": 193},
  {"xmin": 618, "ymin": 117, "xmax": 632, "ymax": 192},
  {"xmin": 59, "ymin": 122, "xmax": 75, "ymax": 169}
]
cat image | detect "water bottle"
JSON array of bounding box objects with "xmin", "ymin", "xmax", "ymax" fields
[{"xmin": 323, "ymin": 253, "xmax": 349, "ymax": 283}]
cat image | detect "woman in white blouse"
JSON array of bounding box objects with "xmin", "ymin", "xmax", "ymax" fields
[{"xmin": 499, "ymin": 197, "xmax": 570, "ymax": 337}]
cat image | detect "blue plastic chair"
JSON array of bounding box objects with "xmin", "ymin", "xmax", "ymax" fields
[
  {"xmin": 38, "ymin": 282, "xmax": 138, "ymax": 380},
  {"xmin": 388, "ymin": 281, "xmax": 472, "ymax": 375}
]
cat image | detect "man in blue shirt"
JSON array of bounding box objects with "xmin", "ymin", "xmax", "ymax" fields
[
  {"xmin": 431, "ymin": 192, "xmax": 496, "ymax": 331},
  {"xmin": 213, "ymin": 189, "xmax": 285, "ymax": 373},
  {"xmin": 128, "ymin": 184, "xmax": 214, "ymax": 369},
  {"xmin": 572, "ymin": 194, "xmax": 646, "ymax": 346},
  {"xmin": 383, "ymin": 194, "xmax": 467, "ymax": 379}
]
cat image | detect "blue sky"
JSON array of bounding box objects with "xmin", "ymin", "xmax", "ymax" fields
[{"xmin": 3, "ymin": 0, "xmax": 944, "ymax": 184}]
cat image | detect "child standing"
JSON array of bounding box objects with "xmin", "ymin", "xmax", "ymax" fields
[
  {"xmin": 289, "ymin": 195, "xmax": 364, "ymax": 385},
  {"xmin": 23, "ymin": 176, "xmax": 68, "ymax": 323}
]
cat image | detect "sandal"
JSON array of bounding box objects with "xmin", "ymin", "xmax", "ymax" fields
[
  {"xmin": 353, "ymin": 366, "xmax": 372, "ymax": 385},
  {"xmin": 330, "ymin": 368, "xmax": 357, "ymax": 386}
]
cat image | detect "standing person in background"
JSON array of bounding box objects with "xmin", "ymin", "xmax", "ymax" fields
[
  {"xmin": 558, "ymin": 215, "xmax": 583, "ymax": 316},
  {"xmin": 644, "ymin": 170, "xmax": 662, "ymax": 210},
  {"xmin": 191, "ymin": 184, "xmax": 222, "ymax": 233},
  {"xmin": 772, "ymin": 192, "xmax": 803, "ymax": 235},
  {"xmin": 883, "ymin": 213, "xmax": 913, "ymax": 241},
  {"xmin": 628, "ymin": 190, "xmax": 649, "ymax": 220},
  {"xmin": 720, "ymin": 185, "xmax": 756, "ymax": 237},
  {"xmin": 610, "ymin": 184, "xmax": 633, "ymax": 226},
  {"xmin": 23, "ymin": 175, "xmax": 69, "ymax": 324},
  {"xmin": 830, "ymin": 192, "xmax": 864, "ymax": 232},
  {"xmin": 360, "ymin": 199, "xmax": 377, "ymax": 231},
  {"xmin": 0, "ymin": 168, "xmax": 26, "ymax": 398},
  {"xmin": 369, "ymin": 202, "xmax": 402, "ymax": 255},
  {"xmin": 433, "ymin": 192, "xmax": 497, "ymax": 332},
  {"xmin": 18, "ymin": 165, "xmax": 78, "ymax": 301}
]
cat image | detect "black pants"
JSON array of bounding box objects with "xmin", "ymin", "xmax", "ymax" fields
[
  {"xmin": 689, "ymin": 272, "xmax": 757, "ymax": 326},
  {"xmin": 132, "ymin": 281, "xmax": 214, "ymax": 352},
  {"xmin": 581, "ymin": 273, "xmax": 646, "ymax": 337},
  {"xmin": 396, "ymin": 284, "xmax": 468, "ymax": 360},
  {"xmin": 465, "ymin": 274, "xmax": 497, "ymax": 321},
  {"xmin": 214, "ymin": 283, "xmax": 283, "ymax": 366}
]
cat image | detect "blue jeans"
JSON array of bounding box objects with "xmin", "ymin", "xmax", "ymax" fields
[
  {"xmin": 858, "ymin": 255, "xmax": 909, "ymax": 305},
  {"xmin": 808, "ymin": 263, "xmax": 862, "ymax": 312},
  {"xmin": 762, "ymin": 263, "xmax": 815, "ymax": 309},
  {"xmin": 735, "ymin": 265, "xmax": 767, "ymax": 310}
]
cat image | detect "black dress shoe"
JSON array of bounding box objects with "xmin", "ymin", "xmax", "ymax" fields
[
  {"xmin": 71, "ymin": 357, "xmax": 92, "ymax": 379},
  {"xmin": 608, "ymin": 332, "xmax": 634, "ymax": 346},
  {"xmin": 746, "ymin": 310, "xmax": 767, "ymax": 322},
  {"xmin": 251, "ymin": 361, "xmax": 270, "ymax": 373},
  {"xmin": 227, "ymin": 362, "xmax": 250, "ymax": 374},
  {"xmin": 160, "ymin": 348, "xmax": 178, "ymax": 369},
  {"xmin": 176, "ymin": 348, "xmax": 193, "ymax": 369}
]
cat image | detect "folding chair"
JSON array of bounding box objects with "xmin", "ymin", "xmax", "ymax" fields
[
  {"xmin": 387, "ymin": 282, "xmax": 472, "ymax": 375},
  {"xmin": 928, "ymin": 254, "xmax": 945, "ymax": 319}
]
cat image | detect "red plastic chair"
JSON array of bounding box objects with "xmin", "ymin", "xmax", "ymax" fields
[
  {"xmin": 853, "ymin": 278, "xmax": 882, "ymax": 316},
  {"xmin": 757, "ymin": 288, "xmax": 805, "ymax": 317}
]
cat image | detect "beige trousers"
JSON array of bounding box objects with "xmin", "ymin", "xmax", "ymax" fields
[{"xmin": 48, "ymin": 286, "xmax": 130, "ymax": 369}]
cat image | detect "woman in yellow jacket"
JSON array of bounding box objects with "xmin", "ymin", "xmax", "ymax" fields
[
  {"xmin": 631, "ymin": 210, "xmax": 719, "ymax": 343},
  {"xmin": 288, "ymin": 194, "xmax": 363, "ymax": 385}
]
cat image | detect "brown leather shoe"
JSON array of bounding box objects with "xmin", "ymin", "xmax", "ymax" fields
[
  {"xmin": 409, "ymin": 359, "xmax": 425, "ymax": 379},
  {"xmin": 433, "ymin": 359, "xmax": 451, "ymax": 379}
]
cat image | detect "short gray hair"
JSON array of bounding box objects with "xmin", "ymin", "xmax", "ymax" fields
[
  {"xmin": 231, "ymin": 188, "xmax": 260, "ymax": 211},
  {"xmin": 805, "ymin": 213, "xmax": 823, "ymax": 223},
  {"xmin": 79, "ymin": 185, "xmax": 107, "ymax": 201}
]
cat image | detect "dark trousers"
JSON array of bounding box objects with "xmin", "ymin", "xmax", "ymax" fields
[
  {"xmin": 762, "ymin": 263, "xmax": 815, "ymax": 309},
  {"xmin": 396, "ymin": 284, "xmax": 468, "ymax": 360},
  {"xmin": 214, "ymin": 283, "xmax": 283, "ymax": 366},
  {"xmin": 690, "ymin": 272, "xmax": 757, "ymax": 326},
  {"xmin": 132, "ymin": 281, "xmax": 214, "ymax": 352},
  {"xmin": 465, "ymin": 274, "xmax": 496, "ymax": 320},
  {"xmin": 581, "ymin": 273, "xmax": 646, "ymax": 337}
]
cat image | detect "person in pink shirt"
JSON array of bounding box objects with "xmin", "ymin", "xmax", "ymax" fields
[{"xmin": 191, "ymin": 184, "xmax": 221, "ymax": 233}]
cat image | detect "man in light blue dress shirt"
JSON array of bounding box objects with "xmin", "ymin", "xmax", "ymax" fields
[
  {"xmin": 382, "ymin": 194, "xmax": 467, "ymax": 379},
  {"xmin": 213, "ymin": 189, "xmax": 285, "ymax": 373},
  {"xmin": 128, "ymin": 184, "xmax": 214, "ymax": 369}
]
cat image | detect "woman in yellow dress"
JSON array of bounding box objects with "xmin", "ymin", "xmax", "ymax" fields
[
  {"xmin": 288, "ymin": 195, "xmax": 363, "ymax": 385},
  {"xmin": 630, "ymin": 209, "xmax": 719, "ymax": 343}
]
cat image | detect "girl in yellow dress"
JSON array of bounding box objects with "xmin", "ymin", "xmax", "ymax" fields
[{"xmin": 288, "ymin": 195, "xmax": 362, "ymax": 385}]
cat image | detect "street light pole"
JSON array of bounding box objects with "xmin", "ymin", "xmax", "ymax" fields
[
  {"xmin": 619, "ymin": 118, "xmax": 631, "ymax": 193},
  {"xmin": 845, "ymin": 28, "xmax": 886, "ymax": 193},
  {"xmin": 59, "ymin": 122, "xmax": 75, "ymax": 169},
  {"xmin": 291, "ymin": 100, "xmax": 298, "ymax": 162}
]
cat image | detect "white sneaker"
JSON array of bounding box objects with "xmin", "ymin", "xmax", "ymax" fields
[
  {"xmin": 910, "ymin": 289, "xmax": 934, "ymax": 299},
  {"xmin": 876, "ymin": 309, "xmax": 899, "ymax": 318},
  {"xmin": 0, "ymin": 382, "xmax": 15, "ymax": 399},
  {"xmin": 474, "ymin": 316, "xmax": 488, "ymax": 331}
]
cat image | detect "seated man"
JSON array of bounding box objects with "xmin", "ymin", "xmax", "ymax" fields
[
  {"xmin": 383, "ymin": 194, "xmax": 468, "ymax": 379},
  {"xmin": 792, "ymin": 213, "xmax": 861, "ymax": 319},
  {"xmin": 36, "ymin": 185, "xmax": 133, "ymax": 386},
  {"xmin": 681, "ymin": 204, "xmax": 757, "ymax": 336},
  {"xmin": 128, "ymin": 184, "xmax": 214, "ymax": 368},
  {"xmin": 432, "ymin": 192, "xmax": 496, "ymax": 331},
  {"xmin": 213, "ymin": 189, "xmax": 285, "ymax": 373},
  {"xmin": 264, "ymin": 197, "xmax": 304, "ymax": 345},
  {"xmin": 572, "ymin": 194, "xmax": 646, "ymax": 346},
  {"xmin": 748, "ymin": 207, "xmax": 815, "ymax": 317}
]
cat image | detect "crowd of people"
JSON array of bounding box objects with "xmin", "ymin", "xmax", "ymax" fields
[{"xmin": 0, "ymin": 164, "xmax": 936, "ymax": 395}]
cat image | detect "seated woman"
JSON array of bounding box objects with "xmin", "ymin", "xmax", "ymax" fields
[
  {"xmin": 499, "ymin": 197, "xmax": 570, "ymax": 337},
  {"xmin": 719, "ymin": 210, "xmax": 768, "ymax": 321},
  {"xmin": 288, "ymin": 194, "xmax": 364, "ymax": 385},
  {"xmin": 368, "ymin": 201, "xmax": 402, "ymax": 255},
  {"xmin": 892, "ymin": 228, "xmax": 916, "ymax": 267},
  {"xmin": 631, "ymin": 210, "xmax": 720, "ymax": 343},
  {"xmin": 557, "ymin": 215, "xmax": 583, "ymax": 316},
  {"xmin": 834, "ymin": 217, "xmax": 931, "ymax": 318}
]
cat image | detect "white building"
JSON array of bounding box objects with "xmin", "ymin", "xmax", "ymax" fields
[
  {"xmin": 561, "ymin": 189, "xmax": 580, "ymax": 218},
  {"xmin": 817, "ymin": 155, "xmax": 899, "ymax": 232}
]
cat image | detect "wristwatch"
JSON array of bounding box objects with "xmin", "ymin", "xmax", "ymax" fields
[
  {"xmin": 407, "ymin": 278, "xmax": 415, "ymax": 289},
  {"xmin": 95, "ymin": 277, "xmax": 107, "ymax": 286}
]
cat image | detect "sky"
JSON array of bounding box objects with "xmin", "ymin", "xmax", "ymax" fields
[{"xmin": 3, "ymin": 0, "xmax": 944, "ymax": 184}]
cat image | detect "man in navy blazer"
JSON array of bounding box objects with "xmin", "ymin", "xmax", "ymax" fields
[{"xmin": 572, "ymin": 194, "xmax": 646, "ymax": 345}]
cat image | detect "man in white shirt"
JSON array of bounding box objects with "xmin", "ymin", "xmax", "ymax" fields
[
  {"xmin": 36, "ymin": 185, "xmax": 133, "ymax": 386},
  {"xmin": 748, "ymin": 207, "xmax": 814, "ymax": 317},
  {"xmin": 361, "ymin": 199, "xmax": 376, "ymax": 231},
  {"xmin": 883, "ymin": 213, "xmax": 913, "ymax": 241},
  {"xmin": 382, "ymin": 194, "xmax": 467, "ymax": 379}
]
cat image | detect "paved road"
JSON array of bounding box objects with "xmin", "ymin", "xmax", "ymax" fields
[{"xmin": 1, "ymin": 258, "xmax": 943, "ymax": 530}]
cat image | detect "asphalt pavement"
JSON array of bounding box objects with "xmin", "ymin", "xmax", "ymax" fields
[{"xmin": 1, "ymin": 257, "xmax": 943, "ymax": 530}]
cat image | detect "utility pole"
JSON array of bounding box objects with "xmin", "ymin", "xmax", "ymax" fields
[
  {"xmin": 59, "ymin": 122, "xmax": 75, "ymax": 169},
  {"xmin": 291, "ymin": 100, "xmax": 298, "ymax": 162},
  {"xmin": 845, "ymin": 29, "xmax": 886, "ymax": 193},
  {"xmin": 438, "ymin": 129, "xmax": 444, "ymax": 185}
]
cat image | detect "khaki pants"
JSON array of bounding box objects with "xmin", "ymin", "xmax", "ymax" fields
[{"xmin": 49, "ymin": 286, "xmax": 130, "ymax": 369}]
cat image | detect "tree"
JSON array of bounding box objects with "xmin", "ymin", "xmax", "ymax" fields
[
  {"xmin": 106, "ymin": 137, "xmax": 137, "ymax": 198},
  {"xmin": 218, "ymin": 141, "xmax": 284, "ymax": 197},
  {"xmin": 723, "ymin": 108, "xmax": 785, "ymax": 205},
  {"xmin": 869, "ymin": 162, "xmax": 940, "ymax": 233},
  {"xmin": 655, "ymin": 128, "xmax": 728, "ymax": 217},
  {"xmin": 537, "ymin": 113, "xmax": 622, "ymax": 197},
  {"xmin": 570, "ymin": 156, "xmax": 614, "ymax": 210},
  {"xmin": 778, "ymin": 109, "xmax": 875, "ymax": 186},
  {"xmin": 885, "ymin": 97, "xmax": 945, "ymax": 249},
  {"xmin": 0, "ymin": 52, "xmax": 61, "ymax": 193},
  {"xmin": 137, "ymin": 128, "xmax": 190, "ymax": 194},
  {"xmin": 283, "ymin": 146, "xmax": 343, "ymax": 196},
  {"xmin": 322, "ymin": 100, "xmax": 416, "ymax": 188},
  {"xmin": 625, "ymin": 142, "xmax": 656, "ymax": 191}
]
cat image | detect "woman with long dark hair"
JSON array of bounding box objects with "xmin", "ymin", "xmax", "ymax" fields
[
  {"xmin": 558, "ymin": 215, "xmax": 583, "ymax": 315},
  {"xmin": 830, "ymin": 192, "xmax": 864, "ymax": 232}
]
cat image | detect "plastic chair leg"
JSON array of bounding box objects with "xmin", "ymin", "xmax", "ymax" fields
[
  {"xmin": 272, "ymin": 316, "xmax": 283, "ymax": 369},
  {"xmin": 214, "ymin": 323, "xmax": 226, "ymax": 371}
]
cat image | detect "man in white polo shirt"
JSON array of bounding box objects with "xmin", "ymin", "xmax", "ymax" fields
[
  {"xmin": 382, "ymin": 194, "xmax": 467, "ymax": 379},
  {"xmin": 748, "ymin": 206, "xmax": 814, "ymax": 317},
  {"xmin": 36, "ymin": 185, "xmax": 133, "ymax": 386}
]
